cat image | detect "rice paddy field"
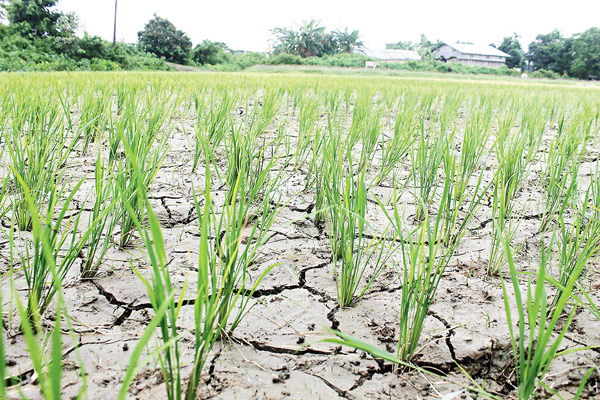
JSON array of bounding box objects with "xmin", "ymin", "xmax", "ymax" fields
[{"xmin": 1, "ymin": 71, "xmax": 599, "ymax": 399}]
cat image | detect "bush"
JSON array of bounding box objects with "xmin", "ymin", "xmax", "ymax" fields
[
  {"xmin": 267, "ymin": 53, "xmax": 302, "ymax": 65},
  {"xmin": 231, "ymin": 52, "xmax": 267, "ymax": 69},
  {"xmin": 303, "ymin": 53, "xmax": 370, "ymax": 67},
  {"xmin": 191, "ymin": 40, "xmax": 231, "ymax": 65},
  {"xmin": 90, "ymin": 58, "xmax": 120, "ymax": 71},
  {"xmin": 531, "ymin": 69, "xmax": 560, "ymax": 79}
]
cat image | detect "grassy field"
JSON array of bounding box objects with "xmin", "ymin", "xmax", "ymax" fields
[{"xmin": 0, "ymin": 71, "xmax": 599, "ymax": 399}]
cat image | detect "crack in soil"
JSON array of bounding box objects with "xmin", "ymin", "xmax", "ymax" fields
[
  {"xmin": 232, "ymin": 336, "xmax": 334, "ymax": 356},
  {"xmin": 428, "ymin": 310, "xmax": 457, "ymax": 362},
  {"xmin": 306, "ymin": 372, "xmax": 357, "ymax": 399}
]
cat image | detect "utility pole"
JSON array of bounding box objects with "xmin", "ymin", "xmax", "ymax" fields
[{"xmin": 112, "ymin": 0, "xmax": 118, "ymax": 46}]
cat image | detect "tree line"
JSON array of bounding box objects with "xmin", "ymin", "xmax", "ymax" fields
[
  {"xmin": 1, "ymin": 0, "xmax": 599, "ymax": 78},
  {"xmin": 387, "ymin": 30, "xmax": 600, "ymax": 80}
]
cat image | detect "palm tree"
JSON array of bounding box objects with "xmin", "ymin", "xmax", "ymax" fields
[
  {"xmin": 296, "ymin": 20, "xmax": 326, "ymax": 57},
  {"xmin": 334, "ymin": 29, "xmax": 363, "ymax": 53}
]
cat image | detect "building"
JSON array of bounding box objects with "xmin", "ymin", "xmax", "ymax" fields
[
  {"xmin": 355, "ymin": 48, "xmax": 421, "ymax": 63},
  {"xmin": 435, "ymin": 43, "xmax": 509, "ymax": 68}
]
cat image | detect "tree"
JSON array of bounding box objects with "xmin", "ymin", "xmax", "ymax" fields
[
  {"xmin": 4, "ymin": 0, "xmax": 63, "ymax": 37},
  {"xmin": 293, "ymin": 19, "xmax": 325, "ymax": 57},
  {"xmin": 526, "ymin": 30, "xmax": 573, "ymax": 75},
  {"xmin": 497, "ymin": 34, "xmax": 524, "ymax": 69},
  {"xmin": 332, "ymin": 28, "xmax": 362, "ymax": 53},
  {"xmin": 569, "ymin": 27, "xmax": 600, "ymax": 79},
  {"xmin": 192, "ymin": 40, "xmax": 230, "ymax": 65},
  {"xmin": 271, "ymin": 20, "xmax": 361, "ymax": 58},
  {"xmin": 138, "ymin": 15, "xmax": 192, "ymax": 64}
]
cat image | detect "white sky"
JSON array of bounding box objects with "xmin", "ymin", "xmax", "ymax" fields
[{"xmin": 57, "ymin": 0, "xmax": 599, "ymax": 52}]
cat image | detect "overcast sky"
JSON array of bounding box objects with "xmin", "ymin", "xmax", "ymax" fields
[{"xmin": 57, "ymin": 0, "xmax": 599, "ymax": 52}]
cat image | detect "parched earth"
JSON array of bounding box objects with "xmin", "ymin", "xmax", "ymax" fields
[{"xmin": 3, "ymin": 86, "xmax": 600, "ymax": 399}]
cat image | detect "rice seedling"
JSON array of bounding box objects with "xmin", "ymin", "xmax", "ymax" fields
[
  {"xmin": 118, "ymin": 111, "xmax": 282, "ymax": 398},
  {"xmin": 116, "ymin": 130, "xmax": 183, "ymax": 400},
  {"xmin": 81, "ymin": 154, "xmax": 118, "ymax": 279},
  {"xmin": 376, "ymin": 185, "xmax": 458, "ymax": 363},
  {"xmin": 371, "ymin": 96, "xmax": 417, "ymax": 187},
  {"xmin": 294, "ymin": 91, "xmax": 321, "ymax": 169},
  {"xmin": 539, "ymin": 137, "xmax": 580, "ymax": 232},
  {"xmin": 78, "ymin": 87, "xmax": 112, "ymax": 154},
  {"xmin": 323, "ymin": 134, "xmax": 389, "ymax": 307},
  {"xmin": 411, "ymin": 117, "xmax": 447, "ymax": 221},
  {"xmin": 440, "ymin": 144, "xmax": 491, "ymax": 246},
  {"xmin": 488, "ymin": 116, "xmax": 529, "ymax": 275},
  {"xmin": 5, "ymin": 99, "xmax": 79, "ymax": 231},
  {"xmin": 9, "ymin": 173, "xmax": 86, "ymax": 322},
  {"xmin": 548, "ymin": 172, "xmax": 600, "ymax": 310},
  {"xmin": 112, "ymin": 96, "xmax": 172, "ymax": 248},
  {"xmin": 499, "ymin": 234, "xmax": 590, "ymax": 399},
  {"xmin": 192, "ymin": 90, "xmax": 238, "ymax": 172}
]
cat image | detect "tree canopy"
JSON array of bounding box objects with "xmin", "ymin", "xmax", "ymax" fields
[
  {"xmin": 496, "ymin": 34, "xmax": 524, "ymax": 69},
  {"xmin": 137, "ymin": 15, "xmax": 192, "ymax": 64},
  {"xmin": 271, "ymin": 20, "xmax": 362, "ymax": 58},
  {"xmin": 3, "ymin": 0, "xmax": 64, "ymax": 37},
  {"xmin": 192, "ymin": 40, "xmax": 231, "ymax": 65}
]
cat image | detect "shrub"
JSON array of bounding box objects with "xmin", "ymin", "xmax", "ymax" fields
[
  {"xmin": 531, "ymin": 69, "xmax": 560, "ymax": 79},
  {"xmin": 267, "ymin": 53, "xmax": 302, "ymax": 65},
  {"xmin": 90, "ymin": 58, "xmax": 120, "ymax": 71},
  {"xmin": 231, "ymin": 52, "xmax": 267, "ymax": 69}
]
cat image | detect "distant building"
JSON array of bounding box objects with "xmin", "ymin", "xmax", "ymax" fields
[
  {"xmin": 355, "ymin": 48, "xmax": 421, "ymax": 62},
  {"xmin": 435, "ymin": 43, "xmax": 509, "ymax": 68}
]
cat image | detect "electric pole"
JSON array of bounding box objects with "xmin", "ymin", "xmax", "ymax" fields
[{"xmin": 112, "ymin": 0, "xmax": 118, "ymax": 46}]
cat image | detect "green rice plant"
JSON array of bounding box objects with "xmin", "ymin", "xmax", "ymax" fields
[
  {"xmin": 411, "ymin": 118, "xmax": 447, "ymax": 221},
  {"xmin": 549, "ymin": 178, "xmax": 600, "ymax": 310},
  {"xmin": 118, "ymin": 121, "xmax": 281, "ymax": 398},
  {"xmin": 377, "ymin": 189, "xmax": 457, "ymax": 363},
  {"xmin": 539, "ymin": 138, "xmax": 580, "ymax": 232},
  {"xmin": 10, "ymin": 286, "xmax": 75, "ymax": 398},
  {"xmin": 5, "ymin": 100, "xmax": 79, "ymax": 231},
  {"xmin": 305, "ymin": 125, "xmax": 325, "ymax": 191},
  {"xmin": 185, "ymin": 163, "xmax": 280, "ymax": 399},
  {"xmin": 192, "ymin": 90, "xmax": 238, "ymax": 172},
  {"xmin": 371, "ymin": 98, "xmax": 417, "ymax": 187},
  {"xmin": 81, "ymin": 154, "xmax": 119, "ymax": 278},
  {"xmin": 500, "ymin": 234, "xmax": 588, "ymax": 399},
  {"xmin": 456, "ymin": 108, "xmax": 492, "ymax": 198},
  {"xmin": 112, "ymin": 98, "xmax": 172, "ymax": 248},
  {"xmin": 78, "ymin": 88, "xmax": 112, "ymax": 154},
  {"xmin": 488, "ymin": 118, "xmax": 529, "ymax": 274},
  {"xmin": 520, "ymin": 104, "xmax": 546, "ymax": 163},
  {"xmin": 440, "ymin": 145, "xmax": 491, "ymax": 246},
  {"xmin": 10, "ymin": 173, "xmax": 88, "ymax": 322},
  {"xmin": 247, "ymin": 89, "xmax": 281, "ymax": 138},
  {"xmin": 294, "ymin": 92, "xmax": 321, "ymax": 169},
  {"xmin": 116, "ymin": 131, "xmax": 183, "ymax": 400},
  {"xmin": 2, "ymin": 158, "xmax": 95, "ymax": 398},
  {"xmin": 358, "ymin": 105, "xmax": 383, "ymax": 172},
  {"xmin": 224, "ymin": 104, "xmax": 283, "ymax": 205},
  {"xmin": 488, "ymin": 170, "xmax": 527, "ymax": 275},
  {"xmin": 347, "ymin": 93, "xmax": 372, "ymax": 149},
  {"xmin": 0, "ymin": 270, "xmax": 7, "ymax": 399},
  {"xmin": 323, "ymin": 137, "xmax": 389, "ymax": 307}
]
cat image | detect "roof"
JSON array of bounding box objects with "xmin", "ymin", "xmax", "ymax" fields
[
  {"xmin": 444, "ymin": 43, "xmax": 510, "ymax": 58},
  {"xmin": 356, "ymin": 48, "xmax": 421, "ymax": 61}
]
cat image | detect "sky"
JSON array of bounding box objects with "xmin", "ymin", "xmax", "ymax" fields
[{"xmin": 57, "ymin": 0, "xmax": 600, "ymax": 52}]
